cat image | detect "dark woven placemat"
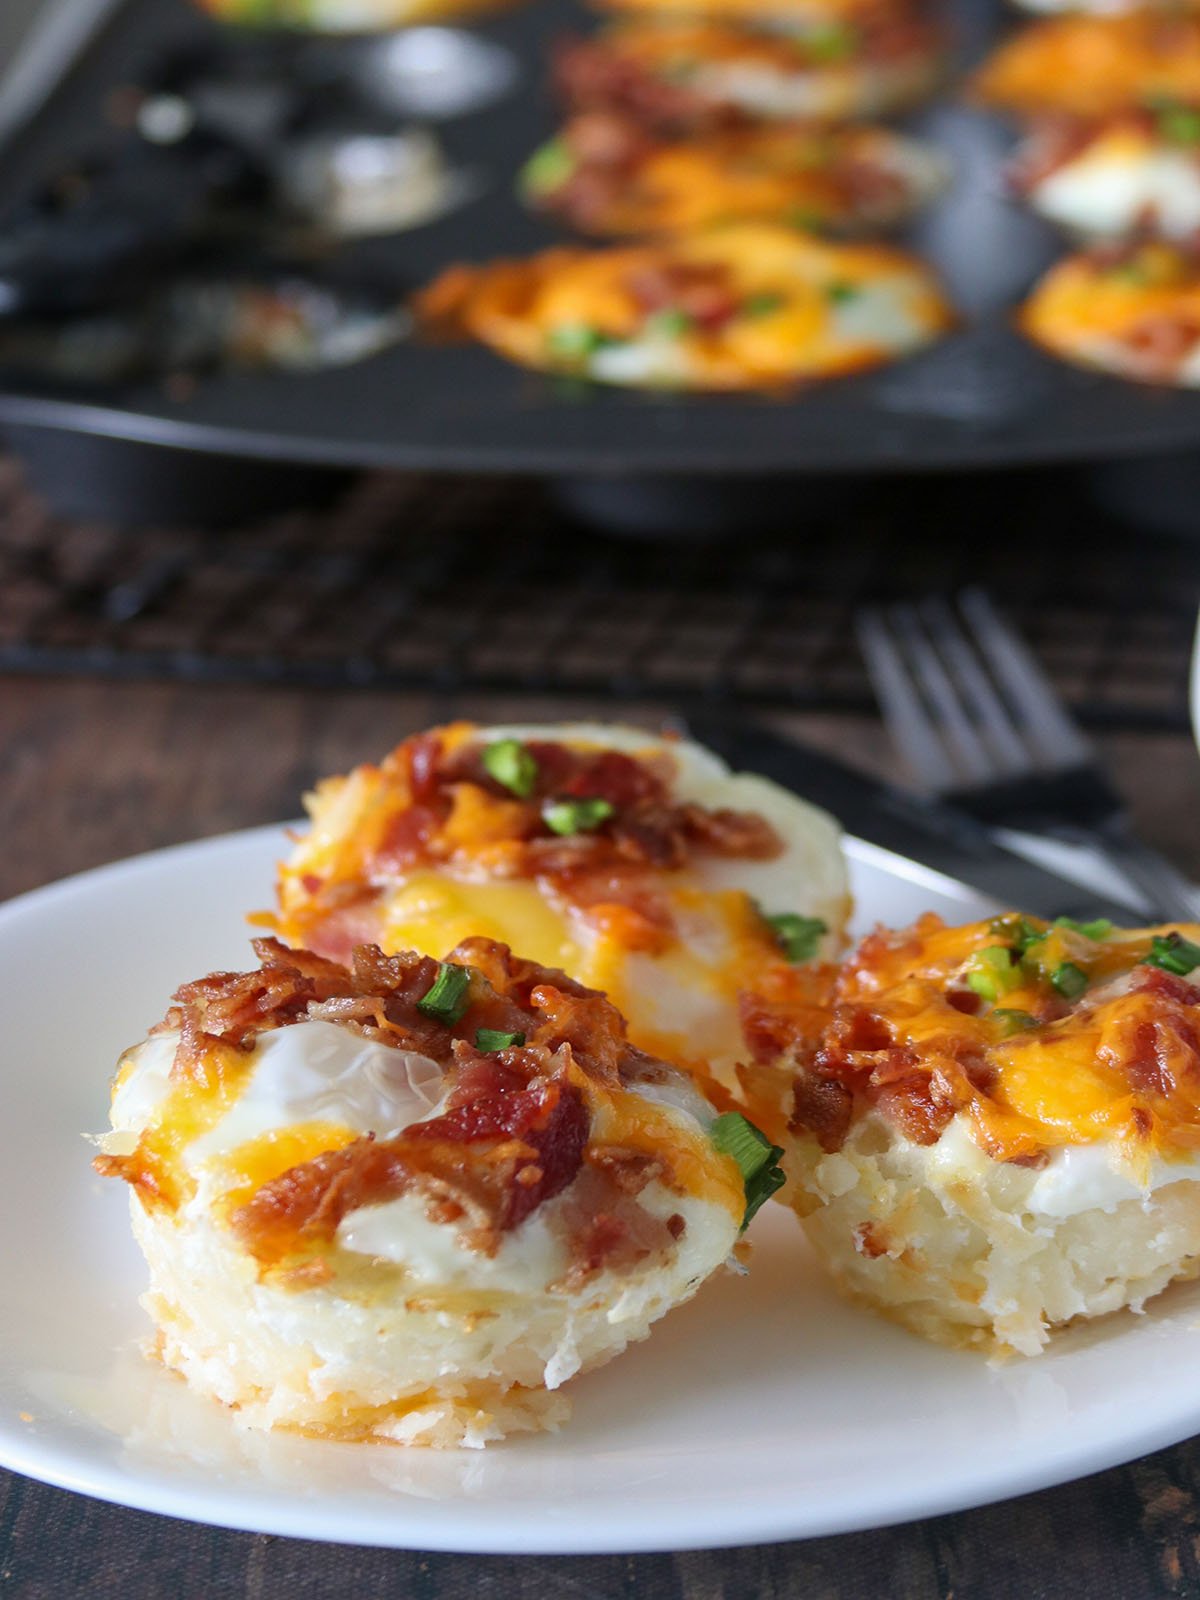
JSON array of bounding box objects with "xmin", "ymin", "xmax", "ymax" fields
[{"xmin": 0, "ymin": 456, "xmax": 1193, "ymax": 732}]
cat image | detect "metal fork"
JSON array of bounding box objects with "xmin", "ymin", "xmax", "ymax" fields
[{"xmin": 857, "ymin": 588, "xmax": 1200, "ymax": 922}]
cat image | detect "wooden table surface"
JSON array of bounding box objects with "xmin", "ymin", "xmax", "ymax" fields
[{"xmin": 4, "ymin": 675, "xmax": 1200, "ymax": 1599}]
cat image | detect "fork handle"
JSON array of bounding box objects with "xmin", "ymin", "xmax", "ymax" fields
[{"xmin": 1075, "ymin": 816, "xmax": 1200, "ymax": 924}]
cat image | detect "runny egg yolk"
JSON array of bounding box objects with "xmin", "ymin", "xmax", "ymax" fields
[{"xmin": 378, "ymin": 870, "xmax": 781, "ymax": 1082}]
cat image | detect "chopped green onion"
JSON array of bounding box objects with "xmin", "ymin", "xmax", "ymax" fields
[
  {"xmin": 710, "ymin": 1111, "xmax": 786, "ymax": 1231},
  {"xmin": 520, "ymin": 137, "xmax": 577, "ymax": 196},
  {"xmin": 482, "ymin": 737, "xmax": 538, "ymax": 798},
  {"xmin": 417, "ymin": 962, "xmax": 472, "ymax": 1026},
  {"xmin": 546, "ymin": 323, "xmax": 611, "ymax": 360},
  {"xmin": 988, "ymin": 914, "xmax": 1048, "ymax": 955},
  {"xmin": 786, "ymin": 205, "xmax": 826, "ymax": 232},
  {"xmin": 743, "ymin": 292, "xmax": 787, "ymax": 318},
  {"xmin": 1050, "ymin": 961, "xmax": 1089, "ymax": 999},
  {"xmin": 1055, "ymin": 916, "xmax": 1113, "ymax": 942},
  {"xmin": 1157, "ymin": 104, "xmax": 1200, "ymax": 144},
  {"xmin": 1143, "ymin": 931, "xmax": 1200, "ymax": 976},
  {"xmin": 965, "ymin": 945, "xmax": 1022, "ymax": 1003},
  {"xmin": 476, "ymin": 1027, "xmax": 526, "ymax": 1052},
  {"xmin": 825, "ymin": 280, "xmax": 860, "ymax": 304},
  {"xmin": 764, "ymin": 911, "xmax": 827, "ymax": 964},
  {"xmin": 646, "ymin": 308, "xmax": 693, "ymax": 338},
  {"xmin": 992, "ymin": 1008, "xmax": 1037, "ymax": 1037},
  {"xmin": 542, "ymin": 796, "xmax": 615, "ymax": 836},
  {"xmin": 802, "ymin": 22, "xmax": 858, "ymax": 60}
]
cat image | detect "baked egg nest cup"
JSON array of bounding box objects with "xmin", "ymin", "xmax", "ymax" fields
[
  {"xmin": 554, "ymin": 5, "xmax": 946, "ymax": 127},
  {"xmin": 1019, "ymin": 239, "xmax": 1200, "ymax": 385},
  {"xmin": 96, "ymin": 934, "xmax": 788, "ymax": 1446},
  {"xmin": 414, "ymin": 225, "xmax": 956, "ymax": 389},
  {"xmin": 520, "ymin": 115, "xmax": 950, "ymax": 238},
  {"xmin": 740, "ymin": 911, "xmax": 1200, "ymax": 1358}
]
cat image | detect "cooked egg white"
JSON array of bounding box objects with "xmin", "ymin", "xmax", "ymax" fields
[{"xmin": 1025, "ymin": 128, "xmax": 1200, "ymax": 239}]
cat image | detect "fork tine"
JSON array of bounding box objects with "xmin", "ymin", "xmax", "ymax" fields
[
  {"xmin": 887, "ymin": 603, "xmax": 996, "ymax": 786},
  {"xmin": 918, "ymin": 597, "xmax": 1029, "ymax": 776},
  {"xmin": 958, "ymin": 588, "xmax": 1093, "ymax": 769},
  {"xmin": 856, "ymin": 607, "xmax": 959, "ymax": 791}
]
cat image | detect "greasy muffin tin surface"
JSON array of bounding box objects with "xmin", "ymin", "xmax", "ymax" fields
[{"xmin": 1, "ymin": 0, "xmax": 1199, "ymax": 474}]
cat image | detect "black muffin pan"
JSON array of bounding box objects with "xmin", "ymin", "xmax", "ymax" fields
[{"xmin": 1, "ymin": 0, "xmax": 1199, "ymax": 482}]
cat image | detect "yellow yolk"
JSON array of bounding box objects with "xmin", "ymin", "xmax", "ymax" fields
[
  {"xmin": 215, "ymin": 1121, "xmax": 360, "ymax": 1220},
  {"xmin": 381, "ymin": 871, "xmax": 585, "ymax": 975}
]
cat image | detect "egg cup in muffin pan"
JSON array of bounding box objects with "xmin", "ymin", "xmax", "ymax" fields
[
  {"xmin": 742, "ymin": 911, "xmax": 1200, "ymax": 1358},
  {"xmin": 970, "ymin": 14, "xmax": 1200, "ymax": 119},
  {"xmin": 95, "ymin": 932, "xmax": 786, "ymax": 1445},
  {"xmin": 553, "ymin": 3, "xmax": 946, "ymax": 129},
  {"xmin": 193, "ymin": 0, "xmax": 525, "ymax": 31},
  {"xmin": 520, "ymin": 113, "xmax": 949, "ymax": 236},
  {"xmin": 1007, "ymin": 103, "xmax": 1200, "ymax": 241},
  {"xmin": 1020, "ymin": 238, "xmax": 1200, "ymax": 384},
  {"xmin": 417, "ymin": 224, "xmax": 956, "ymax": 389}
]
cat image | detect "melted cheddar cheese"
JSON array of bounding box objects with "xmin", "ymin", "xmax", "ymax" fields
[
  {"xmin": 828, "ymin": 913, "xmax": 1200, "ymax": 1165},
  {"xmin": 971, "ymin": 15, "xmax": 1200, "ymax": 117},
  {"xmin": 1020, "ymin": 241, "xmax": 1200, "ymax": 384}
]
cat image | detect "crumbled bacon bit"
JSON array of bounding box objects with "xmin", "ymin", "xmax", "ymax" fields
[
  {"xmin": 854, "ymin": 1221, "xmax": 890, "ymax": 1258},
  {"xmin": 791, "ymin": 1068, "xmax": 853, "ymax": 1152}
]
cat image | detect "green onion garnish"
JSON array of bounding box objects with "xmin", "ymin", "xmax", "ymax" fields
[
  {"xmin": 743, "ymin": 292, "xmax": 787, "ymax": 318},
  {"xmin": 710, "ymin": 1111, "xmax": 786, "ymax": 1231},
  {"xmin": 520, "ymin": 137, "xmax": 577, "ymax": 196},
  {"xmin": 646, "ymin": 308, "xmax": 693, "ymax": 339},
  {"xmin": 965, "ymin": 945, "xmax": 1022, "ymax": 1003},
  {"xmin": 542, "ymin": 796, "xmax": 615, "ymax": 836},
  {"xmin": 1055, "ymin": 916, "xmax": 1113, "ymax": 941},
  {"xmin": 992, "ymin": 1008, "xmax": 1037, "ymax": 1036},
  {"xmin": 764, "ymin": 912, "xmax": 827, "ymax": 964},
  {"xmin": 417, "ymin": 962, "xmax": 472, "ymax": 1026},
  {"xmin": 825, "ymin": 280, "xmax": 859, "ymax": 304},
  {"xmin": 546, "ymin": 323, "xmax": 611, "ymax": 360},
  {"xmin": 1050, "ymin": 961, "xmax": 1089, "ymax": 999},
  {"xmin": 802, "ymin": 22, "xmax": 858, "ymax": 60},
  {"xmin": 786, "ymin": 206, "xmax": 826, "ymax": 232},
  {"xmin": 988, "ymin": 914, "xmax": 1048, "ymax": 955},
  {"xmin": 1157, "ymin": 104, "xmax": 1200, "ymax": 144},
  {"xmin": 1143, "ymin": 931, "xmax": 1200, "ymax": 976},
  {"xmin": 482, "ymin": 737, "xmax": 538, "ymax": 798},
  {"xmin": 476, "ymin": 1027, "xmax": 526, "ymax": 1051}
]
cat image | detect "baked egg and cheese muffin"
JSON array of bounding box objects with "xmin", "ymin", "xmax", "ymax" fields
[
  {"xmin": 194, "ymin": 0, "xmax": 515, "ymax": 28},
  {"xmin": 520, "ymin": 113, "xmax": 949, "ymax": 237},
  {"xmin": 1009, "ymin": 103, "xmax": 1200, "ymax": 239},
  {"xmin": 95, "ymin": 935, "xmax": 781, "ymax": 1445},
  {"xmin": 553, "ymin": 7, "xmax": 944, "ymax": 129},
  {"xmin": 272, "ymin": 722, "xmax": 848, "ymax": 1094},
  {"xmin": 1019, "ymin": 238, "xmax": 1200, "ymax": 384},
  {"xmin": 752, "ymin": 912, "xmax": 1200, "ymax": 1358},
  {"xmin": 416, "ymin": 226, "xmax": 954, "ymax": 389},
  {"xmin": 970, "ymin": 15, "xmax": 1200, "ymax": 118}
]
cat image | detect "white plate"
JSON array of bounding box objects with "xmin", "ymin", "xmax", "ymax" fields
[{"xmin": 2, "ymin": 825, "xmax": 1198, "ymax": 1554}]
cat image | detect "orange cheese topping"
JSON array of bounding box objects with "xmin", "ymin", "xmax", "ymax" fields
[
  {"xmin": 802, "ymin": 912, "xmax": 1200, "ymax": 1164},
  {"xmin": 971, "ymin": 15, "xmax": 1200, "ymax": 117},
  {"xmin": 1020, "ymin": 242, "xmax": 1200, "ymax": 381}
]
